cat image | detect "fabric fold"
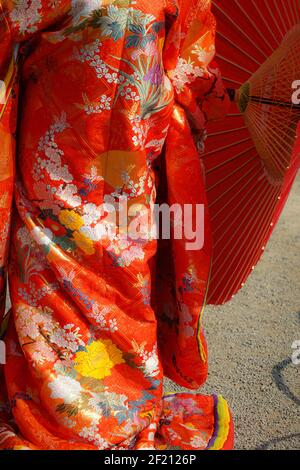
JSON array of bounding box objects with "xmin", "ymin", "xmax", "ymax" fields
[{"xmin": 0, "ymin": 0, "xmax": 233, "ymax": 450}]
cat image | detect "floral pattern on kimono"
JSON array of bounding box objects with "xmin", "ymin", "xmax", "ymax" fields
[{"xmin": 0, "ymin": 0, "xmax": 233, "ymax": 450}]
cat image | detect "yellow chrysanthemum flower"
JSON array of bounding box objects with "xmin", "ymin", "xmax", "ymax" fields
[
  {"xmin": 73, "ymin": 231, "xmax": 95, "ymax": 255},
  {"xmin": 74, "ymin": 339, "xmax": 124, "ymax": 380},
  {"xmin": 58, "ymin": 210, "xmax": 84, "ymax": 231}
]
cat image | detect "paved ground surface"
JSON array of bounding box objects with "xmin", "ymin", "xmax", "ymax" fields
[{"xmin": 166, "ymin": 176, "xmax": 300, "ymax": 450}]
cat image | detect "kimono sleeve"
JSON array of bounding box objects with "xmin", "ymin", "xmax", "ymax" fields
[
  {"xmin": 164, "ymin": 0, "xmax": 230, "ymax": 133},
  {"xmin": 0, "ymin": 0, "xmax": 71, "ymax": 326}
]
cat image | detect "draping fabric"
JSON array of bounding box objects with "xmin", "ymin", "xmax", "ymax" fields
[{"xmin": 0, "ymin": 0, "xmax": 233, "ymax": 449}]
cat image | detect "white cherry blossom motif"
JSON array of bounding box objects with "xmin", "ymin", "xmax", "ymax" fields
[
  {"xmin": 79, "ymin": 421, "xmax": 109, "ymax": 450},
  {"xmin": 34, "ymin": 112, "xmax": 72, "ymax": 184},
  {"xmin": 83, "ymin": 166, "xmax": 104, "ymax": 185},
  {"xmin": 84, "ymin": 94, "xmax": 112, "ymax": 115},
  {"xmin": 87, "ymin": 303, "xmax": 118, "ymax": 332},
  {"xmin": 132, "ymin": 342, "xmax": 160, "ymax": 378},
  {"xmin": 80, "ymin": 220, "xmax": 117, "ymax": 242},
  {"xmin": 56, "ymin": 184, "xmax": 82, "ymax": 208},
  {"xmin": 82, "ymin": 203, "xmax": 102, "ymax": 225},
  {"xmin": 33, "ymin": 113, "xmax": 83, "ymax": 214},
  {"xmin": 170, "ymin": 58, "xmax": 208, "ymax": 94},
  {"xmin": 192, "ymin": 44, "xmax": 216, "ymax": 67},
  {"xmin": 10, "ymin": 0, "xmax": 42, "ymax": 34},
  {"xmin": 70, "ymin": 0, "xmax": 104, "ymax": 26},
  {"xmin": 144, "ymin": 352, "xmax": 160, "ymax": 378},
  {"xmin": 190, "ymin": 435, "xmax": 207, "ymax": 449},
  {"xmin": 107, "ymin": 239, "xmax": 145, "ymax": 267},
  {"xmin": 16, "ymin": 226, "xmax": 33, "ymax": 248},
  {"xmin": 16, "ymin": 304, "xmax": 85, "ymax": 365},
  {"xmin": 48, "ymin": 375, "xmax": 83, "ymax": 404},
  {"xmin": 31, "ymin": 227, "xmax": 54, "ymax": 247}
]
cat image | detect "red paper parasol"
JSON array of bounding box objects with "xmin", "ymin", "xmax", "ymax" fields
[{"xmin": 203, "ymin": 0, "xmax": 300, "ymax": 304}]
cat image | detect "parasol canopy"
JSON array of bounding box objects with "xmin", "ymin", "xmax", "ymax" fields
[{"xmin": 203, "ymin": 0, "xmax": 300, "ymax": 304}]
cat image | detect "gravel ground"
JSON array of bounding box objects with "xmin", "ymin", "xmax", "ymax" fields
[{"xmin": 166, "ymin": 175, "xmax": 300, "ymax": 450}]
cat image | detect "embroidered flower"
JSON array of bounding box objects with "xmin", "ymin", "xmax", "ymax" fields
[
  {"xmin": 10, "ymin": 0, "xmax": 42, "ymax": 34},
  {"xmin": 170, "ymin": 58, "xmax": 206, "ymax": 93},
  {"xmin": 108, "ymin": 239, "xmax": 145, "ymax": 267},
  {"xmin": 84, "ymin": 94, "xmax": 112, "ymax": 115},
  {"xmin": 132, "ymin": 41, "xmax": 158, "ymax": 60},
  {"xmin": 74, "ymin": 339, "xmax": 124, "ymax": 379},
  {"xmin": 144, "ymin": 64, "xmax": 163, "ymax": 86},
  {"xmin": 48, "ymin": 375, "xmax": 83, "ymax": 404},
  {"xmin": 192, "ymin": 44, "xmax": 215, "ymax": 66},
  {"xmin": 70, "ymin": 0, "xmax": 103, "ymax": 26},
  {"xmin": 97, "ymin": 5, "xmax": 129, "ymax": 41},
  {"xmin": 59, "ymin": 210, "xmax": 84, "ymax": 231},
  {"xmin": 82, "ymin": 203, "xmax": 101, "ymax": 225},
  {"xmin": 190, "ymin": 435, "xmax": 208, "ymax": 449},
  {"xmin": 73, "ymin": 231, "xmax": 95, "ymax": 255},
  {"xmin": 31, "ymin": 227, "xmax": 54, "ymax": 247},
  {"xmin": 144, "ymin": 353, "xmax": 159, "ymax": 378},
  {"xmin": 31, "ymin": 340, "xmax": 57, "ymax": 364},
  {"xmin": 17, "ymin": 226, "xmax": 33, "ymax": 248},
  {"xmin": 56, "ymin": 184, "xmax": 82, "ymax": 208}
]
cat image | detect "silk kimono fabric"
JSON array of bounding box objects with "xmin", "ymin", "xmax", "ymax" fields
[{"xmin": 0, "ymin": 0, "xmax": 233, "ymax": 450}]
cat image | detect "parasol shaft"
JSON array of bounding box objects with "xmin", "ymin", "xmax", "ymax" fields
[{"xmin": 250, "ymin": 96, "xmax": 300, "ymax": 110}]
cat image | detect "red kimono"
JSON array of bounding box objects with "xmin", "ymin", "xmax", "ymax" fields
[{"xmin": 0, "ymin": 0, "xmax": 233, "ymax": 449}]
